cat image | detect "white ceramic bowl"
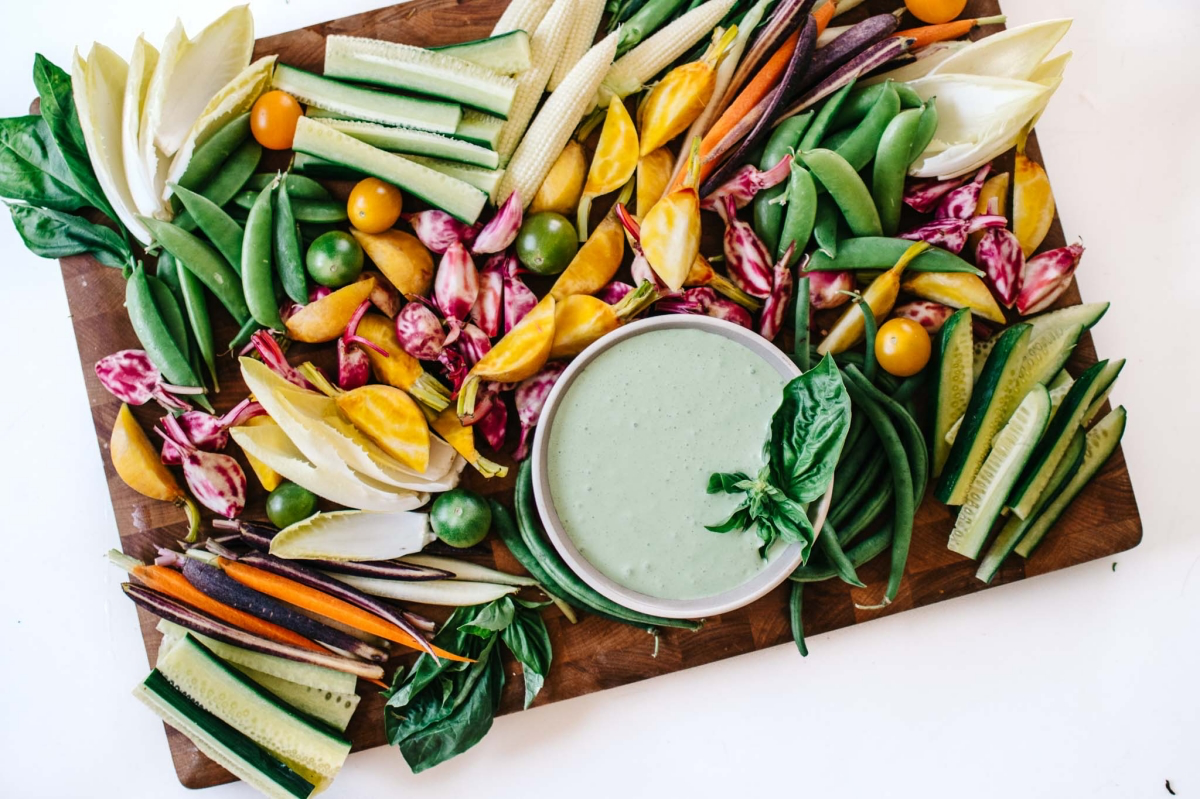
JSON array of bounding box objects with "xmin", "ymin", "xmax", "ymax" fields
[{"xmin": 531, "ymin": 315, "xmax": 835, "ymax": 620}]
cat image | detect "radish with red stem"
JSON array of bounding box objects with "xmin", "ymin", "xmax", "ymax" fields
[
  {"xmin": 513, "ymin": 361, "xmax": 567, "ymax": 461},
  {"xmin": 657, "ymin": 288, "xmax": 753, "ymax": 328},
  {"xmin": 976, "ymin": 227, "xmax": 1025, "ymax": 308},
  {"xmin": 808, "ymin": 269, "xmax": 855, "ymax": 309},
  {"xmin": 120, "ymin": 582, "xmax": 386, "ymax": 680},
  {"xmin": 757, "ymin": 244, "xmax": 797, "ymax": 341},
  {"xmin": 721, "ymin": 194, "xmax": 775, "ymax": 299},
  {"xmin": 777, "ymin": 35, "xmax": 915, "ymax": 120},
  {"xmin": 95, "ymin": 349, "xmax": 206, "ymax": 411},
  {"xmin": 471, "ymin": 191, "xmax": 522, "ymax": 255},
  {"xmin": 501, "ymin": 255, "xmax": 537, "ymax": 334},
  {"xmin": 404, "ymin": 210, "xmax": 478, "ymax": 254},
  {"xmin": 165, "ymin": 398, "xmax": 264, "ymax": 454},
  {"xmin": 154, "ymin": 414, "xmax": 246, "ymax": 519},
  {"xmin": 899, "ymin": 214, "xmax": 1007, "ymax": 255},
  {"xmin": 336, "ymin": 300, "xmax": 390, "ymax": 390},
  {"xmin": 250, "ymin": 330, "xmax": 312, "ymax": 390},
  {"xmin": 701, "ymin": 156, "xmax": 793, "ymax": 213},
  {"xmin": 434, "ymin": 242, "xmax": 479, "ymax": 343},
  {"xmin": 904, "ymin": 173, "xmax": 970, "ymax": 213}
]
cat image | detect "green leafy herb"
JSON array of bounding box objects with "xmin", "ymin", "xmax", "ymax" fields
[
  {"xmin": 706, "ymin": 353, "xmax": 852, "ymax": 559},
  {"xmin": 7, "ymin": 202, "xmax": 130, "ymax": 267},
  {"xmin": 0, "ymin": 115, "xmax": 88, "ymax": 211},
  {"xmin": 384, "ymin": 597, "xmax": 552, "ymax": 773}
]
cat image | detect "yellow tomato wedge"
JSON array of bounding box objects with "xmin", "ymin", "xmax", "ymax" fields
[
  {"xmin": 285, "ymin": 278, "xmax": 376, "ymax": 343},
  {"xmin": 458, "ymin": 295, "xmax": 556, "ymax": 417}
]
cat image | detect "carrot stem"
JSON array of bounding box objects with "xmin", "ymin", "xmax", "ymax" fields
[{"xmin": 897, "ymin": 15, "xmax": 1005, "ymax": 49}]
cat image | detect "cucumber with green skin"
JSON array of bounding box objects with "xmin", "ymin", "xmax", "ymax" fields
[
  {"xmin": 932, "ymin": 308, "xmax": 973, "ymax": 478},
  {"xmin": 1082, "ymin": 358, "xmax": 1125, "ymax": 425},
  {"xmin": 432, "ymin": 30, "xmax": 532, "ymax": 74}
]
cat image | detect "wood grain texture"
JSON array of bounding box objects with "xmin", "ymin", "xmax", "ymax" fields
[{"xmin": 55, "ymin": 0, "xmax": 1141, "ymax": 788}]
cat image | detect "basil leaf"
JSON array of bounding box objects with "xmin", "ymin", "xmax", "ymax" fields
[
  {"xmin": 31, "ymin": 54, "xmax": 116, "ymax": 222},
  {"xmin": 7, "ymin": 202, "xmax": 129, "ymax": 267},
  {"xmin": 705, "ymin": 502, "xmax": 752, "ymax": 534},
  {"xmin": 770, "ymin": 354, "xmax": 852, "ymax": 503},
  {"xmin": 501, "ymin": 602, "xmax": 552, "ymax": 709},
  {"xmin": 707, "ymin": 472, "xmax": 751, "ymax": 494},
  {"xmin": 384, "ymin": 605, "xmax": 477, "ymax": 708},
  {"xmin": 460, "ymin": 596, "xmax": 515, "ymax": 637},
  {"xmin": 0, "ymin": 116, "xmax": 86, "ymax": 211}
]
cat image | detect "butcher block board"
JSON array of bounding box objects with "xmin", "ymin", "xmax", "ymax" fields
[{"xmin": 57, "ymin": 0, "xmax": 1142, "ymax": 788}]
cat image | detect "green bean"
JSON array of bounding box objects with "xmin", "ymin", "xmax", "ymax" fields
[
  {"xmin": 830, "ymin": 450, "xmax": 886, "ymax": 528},
  {"xmin": 176, "ymin": 113, "xmax": 252, "ymax": 193},
  {"xmin": 908, "ymin": 97, "xmax": 938, "ymax": 166},
  {"xmin": 789, "ymin": 583, "xmax": 808, "ymax": 656},
  {"xmin": 790, "ymin": 522, "xmax": 894, "ymax": 583},
  {"xmin": 800, "ymin": 149, "xmax": 882, "ymax": 237},
  {"xmin": 891, "ymin": 370, "xmax": 928, "ymax": 404},
  {"xmin": 831, "ymin": 82, "xmax": 922, "ymax": 130},
  {"xmin": 125, "ymin": 264, "xmax": 208, "ymax": 410},
  {"xmin": 245, "ymin": 173, "xmax": 333, "ymax": 201},
  {"xmin": 870, "ymin": 109, "xmax": 923, "ymax": 236},
  {"xmin": 777, "ymin": 162, "xmax": 817, "ymax": 261},
  {"xmin": 839, "ymin": 413, "xmax": 866, "ymax": 460},
  {"xmin": 176, "ymin": 139, "xmax": 262, "ymax": 231},
  {"xmin": 487, "ymin": 500, "xmax": 580, "ymax": 624},
  {"xmin": 799, "ymin": 79, "xmax": 857, "ymax": 151},
  {"xmin": 171, "ymin": 183, "xmax": 245, "ymax": 272},
  {"xmin": 754, "ymin": 114, "xmax": 812, "ymax": 254},
  {"xmin": 227, "ymin": 316, "xmax": 263, "ymax": 352},
  {"xmin": 273, "ymin": 179, "xmax": 308, "ymax": 304},
  {"xmin": 816, "ymin": 520, "xmax": 865, "ymax": 587},
  {"xmin": 176, "ymin": 263, "xmax": 218, "ymax": 390},
  {"xmin": 858, "ymin": 300, "xmax": 878, "ymax": 384},
  {"xmin": 847, "ymin": 365, "xmax": 928, "ymax": 501},
  {"xmin": 515, "ymin": 461, "xmax": 700, "ymax": 631},
  {"xmin": 813, "ymin": 194, "xmax": 840, "ymax": 257},
  {"xmin": 834, "ymin": 83, "xmax": 899, "ymax": 171},
  {"xmin": 832, "ymin": 421, "xmax": 877, "ymax": 504},
  {"xmin": 232, "ymin": 191, "xmax": 348, "ymax": 224},
  {"xmin": 145, "ymin": 274, "xmax": 190, "ymax": 361},
  {"xmin": 806, "ymin": 237, "xmax": 983, "ymax": 275},
  {"xmin": 830, "ymin": 349, "xmax": 900, "ymax": 394},
  {"xmin": 141, "ymin": 218, "xmax": 251, "ymax": 325},
  {"xmin": 792, "ymin": 276, "xmax": 810, "ymax": 372},
  {"xmin": 836, "ymin": 475, "xmax": 893, "ymax": 548},
  {"xmin": 241, "ymin": 182, "xmax": 285, "ymax": 331}
]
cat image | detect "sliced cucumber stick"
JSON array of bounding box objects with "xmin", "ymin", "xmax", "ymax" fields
[
  {"xmin": 405, "ymin": 155, "xmax": 505, "ymax": 202},
  {"xmin": 933, "ymin": 308, "xmax": 973, "ymax": 477},
  {"xmin": 1012, "ymin": 322, "xmax": 1084, "ymax": 402},
  {"xmin": 454, "ymin": 110, "xmax": 505, "ymax": 150},
  {"xmin": 1082, "ymin": 357, "xmax": 1125, "ymax": 425},
  {"xmin": 1026, "ymin": 301, "xmax": 1109, "ymax": 340},
  {"xmin": 233, "ymin": 665, "xmax": 361, "ymax": 732},
  {"xmin": 314, "ymin": 118, "xmax": 499, "ymax": 168},
  {"xmin": 433, "ymin": 30, "xmax": 532, "ymax": 74}
]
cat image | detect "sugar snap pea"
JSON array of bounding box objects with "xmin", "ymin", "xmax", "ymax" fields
[
  {"xmin": 816, "ymin": 520, "xmax": 865, "ymax": 587},
  {"xmin": 171, "ymin": 183, "xmax": 245, "ymax": 272},
  {"xmin": 834, "ymin": 83, "xmax": 899, "ymax": 171},
  {"xmin": 813, "ymin": 194, "xmax": 840, "ymax": 257},
  {"xmin": 241, "ymin": 181, "xmax": 285, "ymax": 331},
  {"xmin": 245, "ymin": 173, "xmax": 333, "ymax": 201},
  {"xmin": 126, "ymin": 264, "xmax": 209, "ymax": 410},
  {"xmin": 273, "ymin": 179, "xmax": 308, "ymax": 304},
  {"xmin": 231, "ymin": 191, "xmax": 348, "ymax": 223},
  {"xmin": 227, "ymin": 316, "xmax": 263, "ymax": 352},
  {"xmin": 908, "ymin": 97, "xmax": 938, "ymax": 166},
  {"xmin": 155, "ymin": 250, "xmax": 182, "ymax": 299},
  {"xmin": 872, "ymin": 108, "xmax": 924, "ymax": 235},
  {"xmin": 792, "ymin": 276, "xmax": 810, "ymax": 372},
  {"xmin": 141, "ymin": 217, "xmax": 251, "ymax": 325},
  {"xmin": 175, "ymin": 139, "xmax": 262, "ymax": 232},
  {"xmin": 145, "ymin": 273, "xmax": 190, "ymax": 361},
  {"xmin": 789, "ymin": 583, "xmax": 808, "ymax": 656},
  {"xmin": 832, "ymin": 82, "xmax": 923, "ymax": 130},
  {"xmin": 818, "ymin": 127, "xmax": 854, "ymax": 151},
  {"xmin": 799, "ymin": 79, "xmax": 857, "ymax": 151},
  {"xmin": 754, "ymin": 114, "xmax": 812, "ymax": 254},
  {"xmin": 176, "ymin": 262, "xmax": 218, "ymax": 390},
  {"xmin": 176, "ymin": 112, "xmax": 252, "ymax": 192},
  {"xmin": 806, "ymin": 237, "xmax": 983, "ymax": 274},
  {"xmin": 777, "ymin": 162, "xmax": 817, "ymax": 261},
  {"xmin": 800, "ymin": 149, "xmax": 882, "ymax": 237}
]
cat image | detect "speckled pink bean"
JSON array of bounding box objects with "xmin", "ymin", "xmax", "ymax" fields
[
  {"xmin": 975, "ymin": 227, "xmax": 1025, "ymax": 308},
  {"xmin": 502, "ymin": 258, "xmax": 537, "ymax": 333},
  {"xmin": 470, "ymin": 254, "xmax": 504, "ymax": 337},
  {"xmin": 757, "ymin": 246, "xmax": 796, "ymax": 342},
  {"xmin": 434, "ymin": 242, "xmax": 479, "ymax": 326},
  {"xmin": 807, "ymin": 269, "xmax": 855, "ymax": 310},
  {"xmin": 904, "ymin": 174, "xmax": 970, "ymax": 214}
]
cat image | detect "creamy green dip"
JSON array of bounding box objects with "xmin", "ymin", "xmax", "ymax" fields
[{"xmin": 546, "ymin": 328, "xmax": 786, "ymax": 600}]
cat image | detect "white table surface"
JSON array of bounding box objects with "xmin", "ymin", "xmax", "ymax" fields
[{"xmin": 2, "ymin": 1, "xmax": 1197, "ymax": 796}]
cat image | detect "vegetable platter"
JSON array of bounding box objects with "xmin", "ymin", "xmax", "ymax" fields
[{"xmin": 21, "ymin": 0, "xmax": 1142, "ymax": 791}]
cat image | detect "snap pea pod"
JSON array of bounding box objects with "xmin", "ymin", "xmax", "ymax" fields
[
  {"xmin": 908, "ymin": 97, "xmax": 938, "ymax": 165},
  {"xmin": 790, "ymin": 523, "xmax": 893, "ymax": 583},
  {"xmin": 754, "ymin": 114, "xmax": 813, "ymax": 254},
  {"xmin": 789, "ymin": 583, "xmax": 808, "ymax": 656},
  {"xmin": 831, "ymin": 81, "xmax": 922, "ymax": 130},
  {"xmin": 818, "ymin": 127, "xmax": 854, "ymax": 151},
  {"xmin": 798, "ymin": 79, "xmax": 856, "ymax": 151},
  {"xmin": 175, "ymin": 112, "xmax": 252, "ymax": 192},
  {"xmin": 812, "ymin": 194, "xmax": 840, "ymax": 257},
  {"xmin": 777, "ymin": 162, "xmax": 817, "ymax": 261},
  {"xmin": 487, "ymin": 500, "xmax": 580, "ymax": 625},
  {"xmin": 792, "ymin": 276, "xmax": 810, "ymax": 372},
  {"xmin": 171, "ymin": 183, "xmax": 245, "ymax": 272},
  {"xmin": 174, "ymin": 139, "xmax": 262, "ymax": 232},
  {"xmin": 245, "ymin": 173, "xmax": 333, "ymax": 201},
  {"xmin": 227, "ymin": 316, "xmax": 263, "ymax": 352},
  {"xmin": 155, "ymin": 250, "xmax": 183, "ymax": 299},
  {"xmin": 834, "ymin": 82, "xmax": 899, "ymax": 171},
  {"xmin": 871, "ymin": 108, "xmax": 924, "ymax": 236},
  {"xmin": 816, "ymin": 520, "xmax": 865, "ymax": 587},
  {"xmin": 273, "ymin": 179, "xmax": 308, "ymax": 304},
  {"xmin": 806, "ymin": 237, "xmax": 983, "ymax": 274},
  {"xmin": 145, "ymin": 273, "xmax": 191, "ymax": 361},
  {"xmin": 231, "ymin": 191, "xmax": 348, "ymax": 223},
  {"xmin": 141, "ymin": 218, "xmax": 251, "ymax": 325},
  {"xmin": 241, "ymin": 182, "xmax": 285, "ymax": 331},
  {"xmin": 176, "ymin": 261, "xmax": 218, "ymax": 390},
  {"xmin": 125, "ymin": 264, "xmax": 209, "ymax": 410},
  {"xmin": 800, "ymin": 149, "xmax": 882, "ymax": 237}
]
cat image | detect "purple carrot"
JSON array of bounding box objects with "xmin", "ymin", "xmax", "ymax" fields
[
  {"xmin": 250, "ymin": 331, "xmax": 313, "ymax": 389},
  {"xmin": 936, "ymin": 165, "xmax": 991, "ymax": 220},
  {"xmin": 975, "ymin": 227, "xmax": 1024, "ymax": 308},
  {"xmin": 121, "ymin": 582, "xmax": 385, "ymax": 680},
  {"xmin": 95, "ymin": 349, "xmax": 204, "ymax": 411},
  {"xmin": 155, "ymin": 415, "xmax": 245, "ymax": 519},
  {"xmin": 778, "ymin": 35, "xmax": 914, "ymax": 119},
  {"xmin": 904, "ymin": 174, "xmax": 970, "ymax": 213},
  {"xmin": 797, "ymin": 13, "xmax": 900, "ymax": 94},
  {"xmin": 434, "ymin": 242, "xmax": 479, "ymax": 340},
  {"xmin": 395, "ymin": 301, "xmax": 448, "ymax": 360},
  {"xmin": 360, "ymin": 271, "xmax": 401, "ymax": 318},
  {"xmin": 899, "ymin": 214, "xmax": 1007, "ymax": 254},
  {"xmin": 502, "ymin": 257, "xmax": 537, "ymax": 333},
  {"xmin": 893, "ymin": 300, "xmax": 955, "ymax": 333},
  {"xmin": 404, "ymin": 210, "xmax": 477, "ymax": 254},
  {"xmin": 233, "ymin": 552, "xmax": 437, "ymax": 659},
  {"xmin": 337, "ymin": 337, "xmax": 370, "ymax": 389},
  {"xmin": 470, "ymin": 254, "xmax": 504, "ymax": 337},
  {"xmin": 699, "ymin": 15, "xmax": 816, "ymax": 197},
  {"xmin": 757, "ymin": 245, "xmax": 796, "ymax": 341},
  {"xmin": 471, "ymin": 191, "xmax": 522, "ymax": 254},
  {"xmin": 808, "ymin": 269, "xmax": 855, "ymax": 309},
  {"xmin": 514, "ymin": 362, "xmax": 567, "ymax": 460},
  {"xmin": 1018, "ymin": 241, "xmax": 1084, "ymax": 315},
  {"xmin": 721, "ymin": 0, "xmax": 816, "ymax": 111},
  {"xmin": 657, "ymin": 288, "xmax": 753, "ymax": 328},
  {"xmin": 162, "ymin": 399, "xmax": 265, "ymax": 464},
  {"xmin": 701, "ymin": 155, "xmax": 792, "ymax": 213},
  {"xmin": 596, "ymin": 281, "xmax": 635, "ymax": 305},
  {"xmin": 476, "ymin": 391, "xmax": 508, "ymax": 451},
  {"xmin": 722, "ymin": 194, "xmax": 775, "ymax": 298}
]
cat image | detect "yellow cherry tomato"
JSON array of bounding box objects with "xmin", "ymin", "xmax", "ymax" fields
[
  {"xmin": 875, "ymin": 317, "xmax": 931, "ymax": 377},
  {"xmin": 348, "ymin": 178, "xmax": 404, "ymax": 233},
  {"xmin": 250, "ymin": 90, "xmax": 303, "ymax": 150},
  {"xmin": 904, "ymin": 0, "xmax": 968, "ymax": 24}
]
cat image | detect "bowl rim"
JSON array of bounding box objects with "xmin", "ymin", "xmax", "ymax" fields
[{"xmin": 530, "ymin": 315, "xmax": 833, "ymax": 620}]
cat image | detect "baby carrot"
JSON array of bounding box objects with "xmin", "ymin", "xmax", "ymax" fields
[{"xmin": 896, "ymin": 15, "xmax": 1005, "ymax": 49}]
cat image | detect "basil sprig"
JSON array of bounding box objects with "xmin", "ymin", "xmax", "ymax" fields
[{"xmin": 706, "ymin": 354, "xmax": 852, "ymax": 560}]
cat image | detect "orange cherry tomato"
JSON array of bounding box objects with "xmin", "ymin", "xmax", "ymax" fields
[
  {"xmin": 250, "ymin": 90, "xmax": 303, "ymax": 151},
  {"xmin": 904, "ymin": 0, "xmax": 967, "ymax": 25},
  {"xmin": 875, "ymin": 317, "xmax": 931, "ymax": 377},
  {"xmin": 348, "ymin": 178, "xmax": 404, "ymax": 233}
]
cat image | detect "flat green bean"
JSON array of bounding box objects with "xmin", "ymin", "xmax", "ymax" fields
[
  {"xmin": 835, "ymin": 83, "xmax": 899, "ymax": 171},
  {"xmin": 806, "ymin": 237, "xmax": 983, "ymax": 275},
  {"xmin": 754, "ymin": 114, "xmax": 812, "ymax": 254},
  {"xmin": 141, "ymin": 217, "xmax": 251, "ymax": 325},
  {"xmin": 172, "ymin": 183, "xmax": 245, "ymax": 272},
  {"xmin": 799, "ymin": 79, "xmax": 856, "ymax": 151},
  {"xmin": 871, "ymin": 108, "xmax": 923, "ymax": 236},
  {"xmin": 789, "ymin": 583, "xmax": 808, "ymax": 656},
  {"xmin": 241, "ymin": 182, "xmax": 285, "ymax": 331},
  {"xmin": 777, "ymin": 162, "xmax": 817, "ymax": 261},
  {"xmin": 273, "ymin": 179, "xmax": 308, "ymax": 304}
]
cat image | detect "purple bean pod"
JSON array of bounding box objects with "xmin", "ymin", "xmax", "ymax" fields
[
  {"xmin": 434, "ymin": 242, "xmax": 479, "ymax": 340},
  {"xmin": 513, "ymin": 362, "xmax": 567, "ymax": 461},
  {"xmin": 395, "ymin": 300, "xmax": 448, "ymax": 361},
  {"xmin": 250, "ymin": 331, "xmax": 314, "ymax": 390},
  {"xmin": 337, "ymin": 337, "xmax": 371, "ymax": 390},
  {"xmin": 975, "ymin": 227, "xmax": 1025, "ymax": 308},
  {"xmin": 476, "ymin": 390, "xmax": 509, "ymax": 451},
  {"xmin": 1017, "ymin": 241, "xmax": 1085, "ymax": 316},
  {"xmin": 757, "ymin": 245, "xmax": 797, "ymax": 341},
  {"xmin": 722, "ymin": 195, "xmax": 775, "ymax": 298},
  {"xmin": 778, "ymin": 35, "xmax": 914, "ymax": 120},
  {"xmin": 899, "ymin": 213, "xmax": 1007, "ymax": 254},
  {"xmin": 502, "ymin": 257, "xmax": 537, "ymax": 333},
  {"xmin": 701, "ymin": 155, "xmax": 793, "ymax": 213},
  {"xmin": 809, "ymin": 269, "xmax": 855, "ymax": 310},
  {"xmin": 596, "ymin": 281, "xmax": 636, "ymax": 305},
  {"xmin": 155, "ymin": 414, "xmax": 246, "ymax": 519},
  {"xmin": 404, "ymin": 210, "xmax": 478, "ymax": 254},
  {"xmin": 936, "ymin": 165, "xmax": 992, "ymax": 220},
  {"xmin": 892, "ymin": 300, "xmax": 956, "ymax": 333},
  {"xmin": 95, "ymin": 349, "xmax": 204, "ymax": 411},
  {"xmin": 360, "ymin": 270, "xmax": 401, "ymax": 318},
  {"xmin": 657, "ymin": 288, "xmax": 753, "ymax": 328},
  {"xmin": 471, "ymin": 191, "xmax": 522, "ymax": 254},
  {"xmin": 904, "ymin": 174, "xmax": 971, "ymax": 214}
]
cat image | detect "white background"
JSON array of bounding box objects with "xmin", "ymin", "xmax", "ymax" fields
[{"xmin": 2, "ymin": 1, "xmax": 1197, "ymax": 796}]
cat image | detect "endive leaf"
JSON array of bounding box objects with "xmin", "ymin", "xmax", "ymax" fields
[
  {"xmin": 929, "ymin": 18, "xmax": 1071, "ymax": 82},
  {"xmin": 860, "ymin": 41, "xmax": 967, "ymax": 88},
  {"xmin": 269, "ymin": 510, "xmax": 435, "ymax": 561},
  {"xmin": 122, "ymin": 36, "xmax": 161, "ymax": 217}
]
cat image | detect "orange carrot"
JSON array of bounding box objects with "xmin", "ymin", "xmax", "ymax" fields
[
  {"xmin": 897, "ymin": 14, "xmax": 1005, "ymax": 49},
  {"xmin": 218, "ymin": 558, "xmax": 472, "ymax": 663},
  {"xmin": 813, "ymin": 1, "xmax": 835, "ymax": 36},
  {"xmin": 132, "ymin": 563, "xmax": 326, "ymax": 653}
]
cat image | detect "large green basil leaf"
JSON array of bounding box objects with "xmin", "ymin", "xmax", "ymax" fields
[
  {"xmin": 459, "ymin": 596, "xmax": 516, "ymax": 637},
  {"xmin": 31, "ymin": 54, "xmax": 116, "ymax": 222},
  {"xmin": 501, "ymin": 602, "xmax": 552, "ymax": 709},
  {"xmin": 7, "ymin": 202, "xmax": 129, "ymax": 267},
  {"xmin": 769, "ymin": 354, "xmax": 852, "ymax": 503},
  {"xmin": 384, "ymin": 605, "xmax": 477, "ymax": 709},
  {"xmin": 0, "ymin": 116, "xmax": 86, "ymax": 211}
]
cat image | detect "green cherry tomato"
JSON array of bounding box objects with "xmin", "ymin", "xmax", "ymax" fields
[
  {"xmin": 515, "ymin": 212, "xmax": 579, "ymax": 275},
  {"xmin": 430, "ymin": 489, "xmax": 493, "ymax": 548},
  {"xmin": 266, "ymin": 481, "xmax": 319, "ymax": 528},
  {"xmin": 306, "ymin": 230, "xmax": 364, "ymax": 288}
]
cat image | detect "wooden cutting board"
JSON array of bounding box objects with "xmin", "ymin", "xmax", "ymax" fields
[{"xmin": 57, "ymin": 0, "xmax": 1142, "ymax": 788}]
